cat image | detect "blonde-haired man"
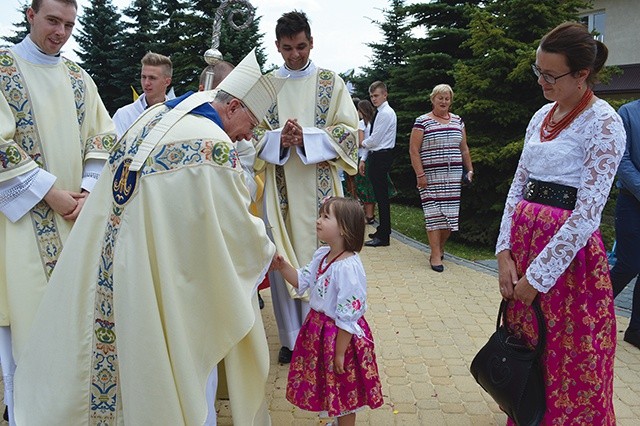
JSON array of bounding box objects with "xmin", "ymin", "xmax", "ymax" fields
[{"xmin": 112, "ymin": 51, "xmax": 173, "ymax": 138}]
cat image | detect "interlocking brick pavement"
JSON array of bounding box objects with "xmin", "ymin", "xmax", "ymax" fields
[{"xmin": 2, "ymin": 230, "xmax": 639, "ymax": 425}]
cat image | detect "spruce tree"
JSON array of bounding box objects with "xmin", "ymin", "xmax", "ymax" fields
[
  {"xmin": 1, "ymin": 2, "xmax": 29, "ymax": 47},
  {"xmin": 452, "ymin": 0, "xmax": 592, "ymax": 245},
  {"xmin": 75, "ymin": 0, "xmax": 125, "ymax": 114},
  {"xmin": 112, "ymin": 0, "xmax": 162, "ymax": 109},
  {"xmin": 389, "ymin": 0, "xmax": 484, "ymax": 203}
]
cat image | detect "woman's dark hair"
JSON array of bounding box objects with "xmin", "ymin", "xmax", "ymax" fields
[
  {"xmin": 319, "ymin": 197, "xmax": 365, "ymax": 252},
  {"xmin": 357, "ymin": 100, "xmax": 376, "ymax": 126},
  {"xmin": 275, "ymin": 10, "xmax": 311, "ymax": 41},
  {"xmin": 539, "ymin": 22, "xmax": 608, "ymax": 86}
]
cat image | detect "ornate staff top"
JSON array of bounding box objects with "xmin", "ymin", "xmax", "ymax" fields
[{"xmin": 203, "ymin": 0, "xmax": 256, "ymax": 66}]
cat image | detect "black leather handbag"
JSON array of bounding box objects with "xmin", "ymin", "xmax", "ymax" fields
[{"xmin": 470, "ymin": 299, "xmax": 546, "ymax": 426}]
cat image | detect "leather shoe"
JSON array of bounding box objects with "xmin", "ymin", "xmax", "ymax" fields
[
  {"xmin": 430, "ymin": 262, "xmax": 444, "ymax": 273},
  {"xmin": 278, "ymin": 346, "xmax": 293, "ymax": 364},
  {"xmin": 624, "ymin": 328, "xmax": 640, "ymax": 349},
  {"xmin": 365, "ymin": 237, "xmax": 389, "ymax": 247},
  {"xmin": 368, "ymin": 231, "xmax": 378, "ymax": 239},
  {"xmin": 258, "ymin": 293, "xmax": 264, "ymax": 310}
]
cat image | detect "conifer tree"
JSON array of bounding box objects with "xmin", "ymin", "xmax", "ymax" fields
[
  {"xmin": 452, "ymin": 0, "xmax": 592, "ymax": 245},
  {"xmin": 112, "ymin": 0, "xmax": 162, "ymax": 108},
  {"xmin": 1, "ymin": 2, "xmax": 29, "ymax": 47},
  {"xmin": 75, "ymin": 0, "xmax": 125, "ymax": 114}
]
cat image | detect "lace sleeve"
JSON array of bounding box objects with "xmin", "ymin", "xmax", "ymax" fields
[{"xmin": 526, "ymin": 110, "xmax": 625, "ymax": 292}]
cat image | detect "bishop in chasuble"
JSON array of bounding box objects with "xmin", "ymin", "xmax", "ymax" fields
[
  {"xmin": 253, "ymin": 10, "xmax": 359, "ymax": 362},
  {"xmin": 14, "ymin": 50, "xmax": 285, "ymax": 425}
]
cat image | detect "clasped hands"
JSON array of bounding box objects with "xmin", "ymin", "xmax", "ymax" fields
[
  {"xmin": 44, "ymin": 187, "xmax": 89, "ymax": 221},
  {"xmin": 497, "ymin": 250, "xmax": 538, "ymax": 306},
  {"xmin": 280, "ymin": 118, "xmax": 303, "ymax": 148}
]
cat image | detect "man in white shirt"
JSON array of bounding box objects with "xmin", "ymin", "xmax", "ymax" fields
[
  {"xmin": 361, "ymin": 80, "xmax": 397, "ymax": 247},
  {"xmin": 112, "ymin": 51, "xmax": 172, "ymax": 138},
  {"xmin": 0, "ymin": 0, "xmax": 115, "ymax": 422}
]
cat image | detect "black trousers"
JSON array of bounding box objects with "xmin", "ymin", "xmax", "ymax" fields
[{"xmin": 368, "ymin": 149, "xmax": 394, "ymax": 240}]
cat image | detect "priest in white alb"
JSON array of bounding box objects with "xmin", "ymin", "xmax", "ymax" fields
[
  {"xmin": 253, "ymin": 10, "xmax": 359, "ymax": 364},
  {"xmin": 0, "ymin": 1, "xmax": 115, "ymax": 422}
]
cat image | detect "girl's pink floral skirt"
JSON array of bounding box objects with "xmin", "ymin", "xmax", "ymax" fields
[{"xmin": 286, "ymin": 309, "xmax": 383, "ymax": 417}]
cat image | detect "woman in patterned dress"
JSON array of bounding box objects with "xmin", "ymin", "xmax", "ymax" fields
[
  {"xmin": 409, "ymin": 84, "xmax": 473, "ymax": 272},
  {"xmin": 271, "ymin": 197, "xmax": 383, "ymax": 425},
  {"xmin": 496, "ymin": 22, "xmax": 625, "ymax": 424}
]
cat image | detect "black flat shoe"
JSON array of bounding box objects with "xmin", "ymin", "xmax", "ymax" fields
[
  {"xmin": 368, "ymin": 231, "xmax": 378, "ymax": 239},
  {"xmin": 365, "ymin": 216, "xmax": 376, "ymax": 225},
  {"xmin": 3, "ymin": 406, "xmax": 8, "ymax": 421},
  {"xmin": 365, "ymin": 237, "xmax": 389, "ymax": 247},
  {"xmin": 278, "ymin": 346, "xmax": 293, "ymax": 364},
  {"xmin": 430, "ymin": 261, "xmax": 444, "ymax": 273},
  {"xmin": 624, "ymin": 328, "xmax": 640, "ymax": 350}
]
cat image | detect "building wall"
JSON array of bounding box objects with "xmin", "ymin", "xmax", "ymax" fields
[{"xmin": 583, "ymin": 0, "xmax": 640, "ymax": 65}]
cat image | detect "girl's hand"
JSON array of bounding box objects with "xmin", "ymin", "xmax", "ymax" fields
[
  {"xmin": 334, "ymin": 352, "xmax": 345, "ymax": 374},
  {"xmin": 513, "ymin": 276, "xmax": 539, "ymax": 306},
  {"xmin": 270, "ymin": 253, "xmax": 285, "ymax": 271}
]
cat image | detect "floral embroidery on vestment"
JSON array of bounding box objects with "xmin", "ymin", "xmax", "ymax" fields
[
  {"xmin": 89, "ymin": 109, "xmax": 239, "ymax": 424},
  {"xmin": 0, "ymin": 50, "xmax": 92, "ymax": 278}
]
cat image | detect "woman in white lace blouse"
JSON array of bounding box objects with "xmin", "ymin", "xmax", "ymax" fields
[{"xmin": 495, "ymin": 22, "xmax": 625, "ymax": 424}]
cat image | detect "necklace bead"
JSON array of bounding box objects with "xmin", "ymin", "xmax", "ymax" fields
[{"xmin": 540, "ymin": 89, "xmax": 593, "ymax": 142}]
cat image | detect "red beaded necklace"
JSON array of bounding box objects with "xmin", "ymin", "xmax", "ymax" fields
[
  {"xmin": 432, "ymin": 111, "xmax": 451, "ymax": 120},
  {"xmin": 540, "ymin": 89, "xmax": 593, "ymax": 142},
  {"xmin": 317, "ymin": 249, "xmax": 347, "ymax": 275}
]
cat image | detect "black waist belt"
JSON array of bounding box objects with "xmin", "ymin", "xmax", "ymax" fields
[{"xmin": 524, "ymin": 179, "xmax": 577, "ymax": 210}]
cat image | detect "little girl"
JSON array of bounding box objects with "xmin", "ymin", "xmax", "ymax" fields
[{"xmin": 271, "ymin": 197, "xmax": 383, "ymax": 425}]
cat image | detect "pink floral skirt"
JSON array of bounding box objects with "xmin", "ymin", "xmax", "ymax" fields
[
  {"xmin": 286, "ymin": 309, "xmax": 384, "ymax": 417},
  {"xmin": 506, "ymin": 200, "xmax": 616, "ymax": 425}
]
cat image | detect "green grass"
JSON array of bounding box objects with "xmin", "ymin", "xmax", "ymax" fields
[
  {"xmin": 389, "ymin": 202, "xmax": 617, "ymax": 261},
  {"xmin": 390, "ymin": 204, "xmax": 496, "ymax": 261}
]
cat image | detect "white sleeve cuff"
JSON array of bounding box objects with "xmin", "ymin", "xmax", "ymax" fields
[
  {"xmin": 0, "ymin": 169, "xmax": 56, "ymax": 223},
  {"xmin": 296, "ymin": 128, "xmax": 337, "ymax": 165},
  {"xmin": 81, "ymin": 159, "xmax": 107, "ymax": 192},
  {"xmin": 258, "ymin": 130, "xmax": 290, "ymax": 165}
]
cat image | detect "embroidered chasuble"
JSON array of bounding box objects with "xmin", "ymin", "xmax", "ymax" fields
[
  {"xmin": 254, "ymin": 65, "xmax": 358, "ymax": 297},
  {"xmin": 14, "ymin": 102, "xmax": 274, "ymax": 425},
  {"xmin": 0, "ymin": 47, "xmax": 115, "ymax": 359}
]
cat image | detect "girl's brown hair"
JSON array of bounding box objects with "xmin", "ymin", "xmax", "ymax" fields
[{"xmin": 319, "ymin": 197, "xmax": 365, "ymax": 252}]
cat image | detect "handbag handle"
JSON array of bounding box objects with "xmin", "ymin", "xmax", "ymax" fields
[{"xmin": 498, "ymin": 298, "xmax": 546, "ymax": 358}]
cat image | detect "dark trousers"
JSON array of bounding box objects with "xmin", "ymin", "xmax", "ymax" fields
[
  {"xmin": 368, "ymin": 149, "xmax": 394, "ymax": 240},
  {"xmin": 610, "ymin": 189, "xmax": 640, "ymax": 330}
]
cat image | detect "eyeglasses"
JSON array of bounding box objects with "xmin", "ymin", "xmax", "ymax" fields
[
  {"xmin": 531, "ymin": 64, "xmax": 573, "ymax": 85},
  {"xmin": 239, "ymin": 101, "xmax": 259, "ymax": 128}
]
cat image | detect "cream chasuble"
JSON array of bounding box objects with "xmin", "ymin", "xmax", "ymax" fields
[
  {"xmin": 254, "ymin": 65, "xmax": 358, "ymax": 296},
  {"xmin": 0, "ymin": 47, "xmax": 115, "ymax": 359},
  {"xmin": 14, "ymin": 103, "xmax": 274, "ymax": 425}
]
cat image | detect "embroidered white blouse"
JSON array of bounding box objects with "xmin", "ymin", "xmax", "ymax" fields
[
  {"xmin": 296, "ymin": 246, "xmax": 367, "ymax": 336},
  {"xmin": 495, "ymin": 99, "xmax": 626, "ymax": 293}
]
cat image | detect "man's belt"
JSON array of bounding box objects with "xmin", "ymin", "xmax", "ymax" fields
[{"xmin": 524, "ymin": 179, "xmax": 577, "ymax": 210}]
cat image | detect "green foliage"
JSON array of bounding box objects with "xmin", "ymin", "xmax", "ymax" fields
[
  {"xmin": 67, "ymin": 0, "xmax": 266, "ymax": 112},
  {"xmin": 1, "ymin": 2, "xmax": 29, "ymax": 47},
  {"xmin": 390, "ymin": 203, "xmax": 496, "ymax": 260},
  {"xmin": 75, "ymin": 0, "xmax": 125, "ymax": 114}
]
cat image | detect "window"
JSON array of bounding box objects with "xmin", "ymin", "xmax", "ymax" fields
[{"xmin": 580, "ymin": 11, "xmax": 606, "ymax": 42}]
